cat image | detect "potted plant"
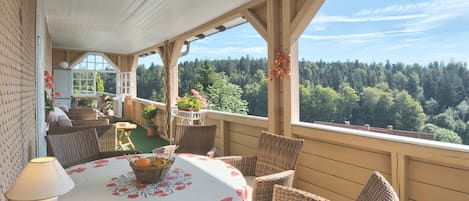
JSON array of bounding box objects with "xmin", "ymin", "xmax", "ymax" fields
[
  {"xmin": 142, "ymin": 104, "xmax": 158, "ymax": 136},
  {"xmin": 102, "ymin": 95, "xmax": 113, "ymax": 115},
  {"xmin": 176, "ymin": 89, "xmax": 207, "ymax": 111},
  {"xmin": 44, "ymin": 70, "xmax": 60, "ymax": 122}
]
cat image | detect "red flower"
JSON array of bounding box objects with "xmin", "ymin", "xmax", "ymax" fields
[
  {"xmin": 136, "ymin": 184, "xmax": 147, "ymax": 190},
  {"xmin": 119, "ymin": 188, "xmax": 128, "ymax": 192},
  {"xmin": 106, "ymin": 183, "xmax": 116, "ymax": 187},
  {"xmin": 154, "ymin": 190, "xmax": 164, "ymax": 194},
  {"xmin": 175, "ymin": 186, "xmax": 185, "ymax": 190},
  {"xmin": 46, "ymin": 82, "xmax": 54, "ymax": 89},
  {"xmin": 127, "ymin": 194, "xmax": 139, "ymax": 199},
  {"xmin": 230, "ymin": 171, "xmax": 240, "ymax": 177}
]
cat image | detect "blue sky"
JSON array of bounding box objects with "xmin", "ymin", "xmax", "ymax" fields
[{"xmin": 139, "ymin": 0, "xmax": 469, "ymax": 66}]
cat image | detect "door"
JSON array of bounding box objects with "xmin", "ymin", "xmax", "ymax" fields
[{"xmin": 53, "ymin": 69, "xmax": 73, "ymax": 108}]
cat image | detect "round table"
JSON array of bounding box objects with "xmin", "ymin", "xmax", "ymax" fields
[{"xmin": 62, "ymin": 153, "xmax": 249, "ymax": 201}]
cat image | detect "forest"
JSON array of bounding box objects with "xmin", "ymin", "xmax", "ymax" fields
[{"xmin": 135, "ymin": 56, "xmax": 469, "ymax": 145}]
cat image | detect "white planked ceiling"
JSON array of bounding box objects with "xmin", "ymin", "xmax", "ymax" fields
[{"xmin": 44, "ymin": 0, "xmax": 249, "ymax": 54}]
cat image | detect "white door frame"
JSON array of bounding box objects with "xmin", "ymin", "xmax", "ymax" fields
[{"xmin": 35, "ymin": 0, "xmax": 47, "ymax": 157}]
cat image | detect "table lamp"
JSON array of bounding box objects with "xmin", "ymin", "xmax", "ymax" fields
[{"xmin": 5, "ymin": 157, "xmax": 75, "ymax": 201}]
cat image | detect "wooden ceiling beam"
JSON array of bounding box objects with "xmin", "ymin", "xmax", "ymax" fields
[
  {"xmin": 290, "ymin": 0, "xmax": 324, "ymax": 39},
  {"xmin": 242, "ymin": 8, "xmax": 268, "ymax": 40}
]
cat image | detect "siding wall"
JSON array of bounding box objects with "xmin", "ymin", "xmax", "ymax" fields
[{"xmin": 0, "ymin": 0, "xmax": 37, "ymax": 200}]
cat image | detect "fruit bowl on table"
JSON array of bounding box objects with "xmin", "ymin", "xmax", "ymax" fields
[{"xmin": 129, "ymin": 156, "xmax": 175, "ymax": 184}]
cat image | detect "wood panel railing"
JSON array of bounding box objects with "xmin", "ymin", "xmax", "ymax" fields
[{"xmin": 125, "ymin": 97, "xmax": 469, "ymax": 201}]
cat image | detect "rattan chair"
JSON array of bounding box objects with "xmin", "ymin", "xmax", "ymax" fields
[
  {"xmin": 355, "ymin": 171, "xmax": 399, "ymax": 201},
  {"xmin": 272, "ymin": 184, "xmax": 329, "ymax": 201},
  {"xmin": 174, "ymin": 124, "xmax": 217, "ymax": 157},
  {"xmin": 46, "ymin": 128, "xmax": 140, "ymax": 168},
  {"xmin": 67, "ymin": 108, "xmax": 99, "ymax": 120},
  {"xmin": 217, "ymin": 131, "xmax": 304, "ymax": 201},
  {"xmin": 48, "ymin": 124, "xmax": 117, "ymax": 152}
]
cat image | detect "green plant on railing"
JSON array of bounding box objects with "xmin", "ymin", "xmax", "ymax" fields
[{"xmin": 142, "ymin": 104, "xmax": 158, "ymax": 127}]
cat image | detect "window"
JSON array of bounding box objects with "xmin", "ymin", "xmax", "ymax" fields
[
  {"xmin": 71, "ymin": 53, "xmax": 118, "ymax": 96},
  {"xmin": 118, "ymin": 72, "xmax": 132, "ymax": 95}
]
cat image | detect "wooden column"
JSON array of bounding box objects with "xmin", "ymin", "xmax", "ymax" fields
[
  {"xmin": 129, "ymin": 54, "xmax": 139, "ymax": 98},
  {"xmin": 244, "ymin": 0, "xmax": 323, "ymax": 136},
  {"xmin": 158, "ymin": 39, "xmax": 184, "ymax": 140}
]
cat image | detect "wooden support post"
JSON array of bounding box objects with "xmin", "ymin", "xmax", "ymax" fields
[
  {"xmin": 158, "ymin": 39, "xmax": 184, "ymax": 141},
  {"xmin": 129, "ymin": 54, "xmax": 139, "ymax": 98},
  {"xmin": 246, "ymin": 0, "xmax": 323, "ymax": 136}
]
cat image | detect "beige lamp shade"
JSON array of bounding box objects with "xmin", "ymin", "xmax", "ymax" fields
[{"xmin": 5, "ymin": 157, "xmax": 75, "ymax": 200}]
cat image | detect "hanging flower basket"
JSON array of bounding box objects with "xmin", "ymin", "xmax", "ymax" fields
[{"xmin": 269, "ymin": 50, "xmax": 291, "ymax": 80}]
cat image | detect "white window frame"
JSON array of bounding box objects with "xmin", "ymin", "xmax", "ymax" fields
[
  {"xmin": 70, "ymin": 52, "xmax": 119, "ymax": 97},
  {"xmin": 117, "ymin": 72, "xmax": 132, "ymax": 95}
]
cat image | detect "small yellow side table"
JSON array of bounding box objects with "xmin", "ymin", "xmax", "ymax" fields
[{"xmin": 115, "ymin": 122, "xmax": 137, "ymax": 150}]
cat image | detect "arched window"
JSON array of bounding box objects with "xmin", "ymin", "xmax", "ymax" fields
[{"xmin": 71, "ymin": 53, "xmax": 119, "ymax": 96}]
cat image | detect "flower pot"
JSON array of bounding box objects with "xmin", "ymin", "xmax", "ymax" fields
[
  {"xmin": 146, "ymin": 126, "xmax": 157, "ymax": 137},
  {"xmin": 178, "ymin": 107, "xmax": 200, "ymax": 112}
]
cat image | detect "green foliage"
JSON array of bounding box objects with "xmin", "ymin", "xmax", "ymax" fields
[
  {"xmin": 311, "ymin": 85, "xmax": 342, "ymax": 122},
  {"xmin": 422, "ymin": 124, "xmax": 462, "ymax": 144},
  {"xmin": 142, "ymin": 105, "xmax": 158, "ymax": 126},
  {"xmin": 205, "ymin": 74, "xmax": 248, "ymax": 114},
  {"xmin": 393, "ymin": 91, "xmax": 425, "ymax": 131},
  {"xmin": 96, "ymin": 73, "xmax": 104, "ymax": 92}
]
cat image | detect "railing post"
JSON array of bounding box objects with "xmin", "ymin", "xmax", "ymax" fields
[{"xmin": 218, "ymin": 119, "xmax": 230, "ymax": 156}]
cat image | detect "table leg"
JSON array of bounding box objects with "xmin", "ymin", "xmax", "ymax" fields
[{"xmin": 118, "ymin": 129, "xmax": 136, "ymax": 150}]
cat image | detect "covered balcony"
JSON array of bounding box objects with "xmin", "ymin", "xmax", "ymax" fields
[{"xmin": 1, "ymin": 0, "xmax": 469, "ymax": 201}]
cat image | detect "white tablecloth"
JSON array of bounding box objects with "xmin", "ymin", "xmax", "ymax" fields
[{"xmin": 62, "ymin": 153, "xmax": 248, "ymax": 201}]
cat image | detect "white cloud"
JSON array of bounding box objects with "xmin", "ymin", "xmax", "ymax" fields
[
  {"xmin": 191, "ymin": 46, "xmax": 266, "ymax": 55},
  {"xmin": 301, "ymin": 29, "xmax": 423, "ymax": 44},
  {"xmin": 314, "ymin": 14, "xmax": 427, "ymax": 23}
]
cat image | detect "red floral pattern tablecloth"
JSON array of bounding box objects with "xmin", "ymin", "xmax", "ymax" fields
[{"xmin": 63, "ymin": 153, "xmax": 249, "ymax": 201}]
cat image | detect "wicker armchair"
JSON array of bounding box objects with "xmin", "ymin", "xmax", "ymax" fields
[
  {"xmin": 48, "ymin": 124, "xmax": 117, "ymax": 152},
  {"xmin": 272, "ymin": 184, "xmax": 330, "ymax": 201},
  {"xmin": 152, "ymin": 124, "xmax": 217, "ymax": 156},
  {"xmin": 217, "ymin": 131, "xmax": 304, "ymax": 201},
  {"xmin": 67, "ymin": 108, "xmax": 98, "ymax": 120},
  {"xmin": 46, "ymin": 128, "xmax": 140, "ymax": 168},
  {"xmin": 356, "ymin": 171, "xmax": 399, "ymax": 201},
  {"xmin": 176, "ymin": 124, "xmax": 217, "ymax": 156}
]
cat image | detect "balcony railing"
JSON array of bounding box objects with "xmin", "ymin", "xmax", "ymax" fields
[{"xmin": 124, "ymin": 97, "xmax": 469, "ymax": 201}]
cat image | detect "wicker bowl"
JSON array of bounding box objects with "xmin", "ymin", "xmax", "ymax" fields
[{"xmin": 129, "ymin": 157, "xmax": 175, "ymax": 184}]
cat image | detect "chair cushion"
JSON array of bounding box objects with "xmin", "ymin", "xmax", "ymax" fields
[{"xmin": 57, "ymin": 115, "xmax": 73, "ymax": 127}]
